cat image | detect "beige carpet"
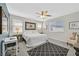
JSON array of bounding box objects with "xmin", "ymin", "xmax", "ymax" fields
[{"xmin": 17, "ymin": 42, "xmax": 29, "ymax": 56}]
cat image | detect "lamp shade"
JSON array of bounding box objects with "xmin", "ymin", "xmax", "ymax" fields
[{"xmin": 16, "ymin": 27, "xmax": 19, "ymax": 33}]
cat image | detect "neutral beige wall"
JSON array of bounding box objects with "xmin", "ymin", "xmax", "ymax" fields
[{"xmin": 45, "ymin": 11, "xmax": 79, "ymax": 42}]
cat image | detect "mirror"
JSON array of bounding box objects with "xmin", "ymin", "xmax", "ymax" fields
[
  {"xmin": 0, "ymin": 6, "xmax": 2, "ymax": 34},
  {"xmin": 0, "ymin": 6, "xmax": 8, "ymax": 34},
  {"xmin": 2, "ymin": 10, "xmax": 8, "ymax": 33}
]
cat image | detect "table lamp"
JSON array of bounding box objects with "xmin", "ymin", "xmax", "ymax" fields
[{"xmin": 16, "ymin": 27, "xmax": 20, "ymax": 52}]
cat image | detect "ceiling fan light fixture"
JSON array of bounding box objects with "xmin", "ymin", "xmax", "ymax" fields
[{"xmin": 36, "ymin": 10, "xmax": 52, "ymax": 18}]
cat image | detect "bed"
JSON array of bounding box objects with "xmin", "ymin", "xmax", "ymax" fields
[{"xmin": 22, "ymin": 30, "xmax": 48, "ymax": 47}]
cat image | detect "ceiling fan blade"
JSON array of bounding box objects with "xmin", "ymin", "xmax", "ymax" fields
[
  {"xmin": 46, "ymin": 15, "xmax": 52, "ymax": 17},
  {"xmin": 36, "ymin": 11, "xmax": 44, "ymax": 16},
  {"xmin": 41, "ymin": 11, "xmax": 44, "ymax": 16},
  {"xmin": 36, "ymin": 12, "xmax": 41, "ymax": 15},
  {"xmin": 45, "ymin": 11, "xmax": 48, "ymax": 14},
  {"xmin": 36, "ymin": 11, "xmax": 52, "ymax": 17}
]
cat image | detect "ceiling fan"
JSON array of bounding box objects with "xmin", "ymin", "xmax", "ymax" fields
[{"xmin": 36, "ymin": 10, "xmax": 52, "ymax": 17}]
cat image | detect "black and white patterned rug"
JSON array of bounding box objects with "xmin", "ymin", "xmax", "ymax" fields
[{"xmin": 27, "ymin": 42, "xmax": 69, "ymax": 56}]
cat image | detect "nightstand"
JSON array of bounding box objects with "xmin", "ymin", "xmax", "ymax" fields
[
  {"xmin": 2, "ymin": 37, "xmax": 18, "ymax": 56},
  {"xmin": 13, "ymin": 34, "xmax": 23, "ymax": 42}
]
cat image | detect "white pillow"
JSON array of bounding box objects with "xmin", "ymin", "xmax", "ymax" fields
[
  {"xmin": 32, "ymin": 30, "xmax": 39, "ymax": 34},
  {"xmin": 23, "ymin": 30, "xmax": 39, "ymax": 35}
]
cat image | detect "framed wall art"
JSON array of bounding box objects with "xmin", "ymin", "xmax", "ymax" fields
[
  {"xmin": 69, "ymin": 21, "xmax": 79, "ymax": 29},
  {"xmin": 25, "ymin": 22, "xmax": 36, "ymax": 30}
]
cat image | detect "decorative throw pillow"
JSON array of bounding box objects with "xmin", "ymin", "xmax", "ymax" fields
[{"xmin": 70, "ymin": 32, "xmax": 77, "ymax": 40}]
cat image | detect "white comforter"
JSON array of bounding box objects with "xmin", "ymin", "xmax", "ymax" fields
[{"xmin": 22, "ymin": 31, "xmax": 48, "ymax": 47}]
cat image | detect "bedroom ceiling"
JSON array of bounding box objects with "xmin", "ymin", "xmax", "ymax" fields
[{"xmin": 6, "ymin": 3, "xmax": 79, "ymax": 21}]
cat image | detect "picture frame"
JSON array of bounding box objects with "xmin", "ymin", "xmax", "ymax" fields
[
  {"xmin": 69, "ymin": 21, "xmax": 79, "ymax": 29},
  {"xmin": 25, "ymin": 22, "xmax": 36, "ymax": 30}
]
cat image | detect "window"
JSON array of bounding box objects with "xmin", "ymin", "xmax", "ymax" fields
[{"xmin": 47, "ymin": 20, "xmax": 64, "ymax": 32}]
